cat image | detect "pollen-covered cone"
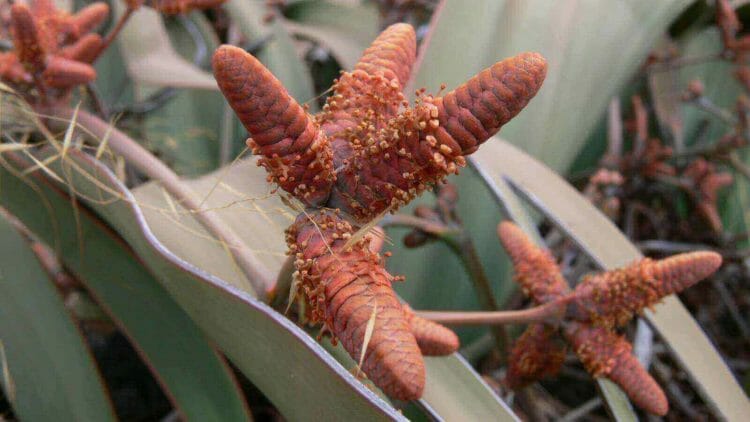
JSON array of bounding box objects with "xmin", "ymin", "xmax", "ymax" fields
[
  {"xmin": 286, "ymin": 210, "xmax": 425, "ymax": 400},
  {"xmin": 42, "ymin": 56, "xmax": 96, "ymax": 88},
  {"xmin": 572, "ymin": 251, "xmax": 722, "ymax": 328},
  {"xmin": 319, "ymin": 23, "xmax": 416, "ymax": 163},
  {"xmin": 326, "ymin": 31, "xmax": 546, "ymax": 222},
  {"xmin": 401, "ymin": 304, "xmax": 459, "ymax": 356},
  {"xmin": 10, "ymin": 3, "xmax": 46, "ymax": 74},
  {"xmin": 565, "ymin": 322, "xmax": 668, "ymax": 416},
  {"xmin": 497, "ymin": 221, "xmax": 569, "ymax": 304},
  {"xmin": 212, "ymin": 45, "xmax": 335, "ymax": 206},
  {"xmin": 505, "ymin": 323, "xmax": 566, "ymax": 389}
]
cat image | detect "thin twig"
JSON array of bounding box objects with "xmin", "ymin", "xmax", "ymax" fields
[
  {"xmin": 46, "ymin": 107, "xmax": 274, "ymax": 300},
  {"xmin": 415, "ymin": 298, "xmax": 568, "ymax": 325},
  {"xmin": 449, "ymin": 234, "xmax": 511, "ymax": 354},
  {"xmin": 690, "ymin": 96, "xmax": 737, "ymax": 127}
]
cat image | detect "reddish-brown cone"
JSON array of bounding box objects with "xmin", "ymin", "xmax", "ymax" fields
[
  {"xmin": 505, "ymin": 323, "xmax": 566, "ymax": 389},
  {"xmin": 286, "ymin": 210, "xmax": 425, "ymax": 400},
  {"xmin": 572, "ymin": 252, "xmax": 722, "ymax": 329},
  {"xmin": 67, "ymin": 3, "xmax": 109, "ymax": 39},
  {"xmin": 42, "ymin": 56, "xmax": 96, "ymax": 88},
  {"xmin": 328, "ymin": 52, "xmax": 546, "ymax": 221},
  {"xmin": 565, "ymin": 322, "xmax": 668, "ymax": 416},
  {"xmin": 431, "ymin": 52, "xmax": 547, "ymax": 155},
  {"xmin": 213, "ymin": 23, "xmax": 545, "ymax": 223},
  {"xmin": 11, "ymin": 4, "xmax": 46, "ymax": 74},
  {"xmin": 60, "ymin": 34, "xmax": 103, "ymax": 64},
  {"xmin": 0, "ymin": 53, "xmax": 32, "ymax": 84},
  {"xmin": 2, "ymin": 0, "xmax": 112, "ymax": 100},
  {"xmin": 402, "ymin": 304, "xmax": 459, "ymax": 356},
  {"xmin": 497, "ymin": 221, "xmax": 569, "ymax": 304},
  {"xmin": 212, "ymin": 23, "xmax": 542, "ymax": 402},
  {"xmin": 355, "ymin": 23, "xmax": 416, "ymax": 88},
  {"xmin": 212, "ymin": 45, "xmax": 335, "ymax": 206},
  {"xmin": 496, "ymin": 221, "xmax": 721, "ymax": 415}
]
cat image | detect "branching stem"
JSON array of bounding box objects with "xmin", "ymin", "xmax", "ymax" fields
[{"xmin": 415, "ymin": 297, "xmax": 569, "ymax": 326}]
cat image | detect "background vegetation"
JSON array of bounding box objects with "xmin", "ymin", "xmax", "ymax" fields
[{"xmin": 1, "ymin": 0, "xmax": 749, "ymax": 420}]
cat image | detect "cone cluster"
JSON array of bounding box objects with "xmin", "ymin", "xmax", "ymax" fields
[
  {"xmin": 213, "ymin": 23, "xmax": 547, "ymax": 400},
  {"xmin": 497, "ymin": 221, "xmax": 722, "ymax": 416},
  {"xmin": 2, "ymin": 0, "xmax": 109, "ymax": 96}
]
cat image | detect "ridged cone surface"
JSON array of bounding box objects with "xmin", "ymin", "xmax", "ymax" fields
[
  {"xmin": 355, "ymin": 23, "xmax": 416, "ymax": 87},
  {"xmin": 2, "ymin": 0, "xmax": 112, "ymax": 96},
  {"xmin": 402, "ymin": 304, "xmax": 459, "ymax": 356},
  {"xmin": 212, "ymin": 45, "xmax": 334, "ymax": 206},
  {"xmin": 328, "ymin": 52, "xmax": 546, "ymax": 222},
  {"xmin": 319, "ymin": 23, "xmax": 416, "ymax": 165},
  {"xmin": 11, "ymin": 4, "xmax": 46, "ymax": 74},
  {"xmin": 211, "ymin": 23, "xmax": 547, "ymax": 402},
  {"xmin": 432, "ymin": 52, "xmax": 547, "ymax": 155},
  {"xmin": 505, "ymin": 323, "xmax": 566, "ymax": 389},
  {"xmin": 213, "ymin": 23, "xmax": 545, "ymax": 223},
  {"xmin": 497, "ymin": 221, "xmax": 569, "ymax": 304},
  {"xmin": 286, "ymin": 210, "xmax": 424, "ymax": 400},
  {"xmin": 494, "ymin": 221, "xmax": 718, "ymax": 415},
  {"xmin": 42, "ymin": 56, "xmax": 96, "ymax": 88},
  {"xmin": 565, "ymin": 322, "xmax": 668, "ymax": 416},
  {"xmin": 574, "ymin": 251, "xmax": 722, "ymax": 329}
]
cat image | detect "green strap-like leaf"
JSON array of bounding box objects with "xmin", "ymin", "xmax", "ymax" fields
[
  {"xmin": 414, "ymin": 0, "xmax": 691, "ymax": 173},
  {"xmin": 282, "ymin": 0, "xmax": 379, "ymax": 70},
  {"xmin": 472, "ymin": 138, "xmax": 750, "ymax": 421},
  {"xmin": 115, "ymin": 4, "xmax": 217, "ymax": 89},
  {"xmin": 0, "ymin": 213, "xmax": 116, "ymax": 421},
  {"xmin": 224, "ymin": 0, "xmax": 317, "ymax": 109},
  {"xmin": 0, "ymin": 149, "xmax": 404, "ymax": 420},
  {"xmin": 0, "ymin": 175, "xmax": 251, "ymax": 418}
]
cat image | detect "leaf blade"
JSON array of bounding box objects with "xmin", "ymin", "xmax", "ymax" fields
[{"xmin": 0, "ymin": 213, "xmax": 116, "ymax": 422}]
